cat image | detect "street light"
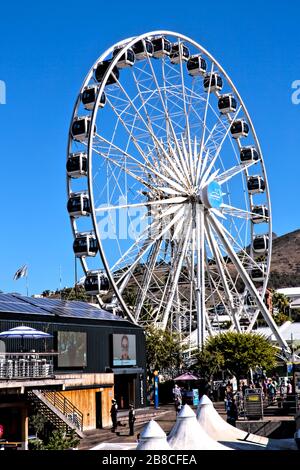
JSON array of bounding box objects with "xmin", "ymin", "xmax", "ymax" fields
[{"xmin": 153, "ymin": 370, "xmax": 159, "ymax": 409}]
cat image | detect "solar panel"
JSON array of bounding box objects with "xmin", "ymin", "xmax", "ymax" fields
[
  {"xmin": 0, "ymin": 294, "xmax": 125, "ymax": 322},
  {"xmin": 53, "ymin": 307, "xmax": 121, "ymax": 321},
  {"xmin": 0, "ymin": 301, "xmax": 50, "ymax": 315}
]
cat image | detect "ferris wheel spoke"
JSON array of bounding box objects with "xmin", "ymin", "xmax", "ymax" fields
[
  {"xmin": 92, "ymin": 134, "xmax": 186, "ymax": 194},
  {"xmin": 204, "ymin": 220, "xmax": 242, "ymax": 332},
  {"xmin": 104, "ymin": 94, "xmax": 166, "ymax": 176},
  {"xmin": 204, "ymin": 264, "xmax": 237, "ymax": 333},
  {"xmin": 95, "ymin": 195, "xmax": 187, "ymax": 214},
  {"xmin": 113, "ymin": 205, "xmax": 186, "ymax": 280},
  {"xmin": 145, "ymin": 55, "xmax": 192, "ymax": 185},
  {"xmin": 131, "ymin": 69, "xmax": 165, "ymax": 168},
  {"xmin": 178, "ymin": 38, "xmax": 194, "ymax": 182},
  {"xmin": 114, "ymin": 74, "xmax": 184, "ymax": 175},
  {"xmin": 161, "ymin": 58, "xmax": 173, "ymax": 147},
  {"xmin": 198, "ymin": 105, "xmax": 242, "ymax": 185},
  {"xmin": 184, "ymin": 242, "xmax": 213, "ymax": 336},
  {"xmin": 208, "ymin": 212, "xmax": 288, "ymax": 350},
  {"xmin": 198, "ymin": 62, "xmax": 214, "ymax": 166},
  {"xmin": 220, "ymin": 203, "xmax": 256, "ymax": 220},
  {"xmin": 160, "ymin": 220, "xmax": 192, "ymax": 329},
  {"xmin": 216, "ymin": 160, "xmax": 257, "ymax": 185},
  {"xmin": 134, "ymin": 239, "xmax": 163, "ymax": 322},
  {"xmin": 91, "ymin": 144, "xmax": 154, "ymax": 191},
  {"xmin": 98, "ymin": 98, "xmax": 161, "ymax": 174}
]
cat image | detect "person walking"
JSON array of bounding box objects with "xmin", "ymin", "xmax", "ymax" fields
[
  {"xmin": 110, "ymin": 399, "xmax": 118, "ymax": 432},
  {"xmin": 128, "ymin": 404, "xmax": 136, "ymax": 436},
  {"xmin": 174, "ymin": 395, "xmax": 182, "ymax": 414},
  {"xmin": 226, "ymin": 397, "xmax": 238, "ymax": 427}
]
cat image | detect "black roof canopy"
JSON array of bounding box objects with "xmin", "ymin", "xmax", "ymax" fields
[{"xmin": 0, "ymin": 293, "xmax": 133, "ymax": 324}]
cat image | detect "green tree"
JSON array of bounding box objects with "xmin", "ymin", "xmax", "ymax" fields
[
  {"xmin": 204, "ymin": 331, "xmax": 277, "ymax": 382},
  {"xmin": 32, "ymin": 429, "xmax": 80, "ymax": 450},
  {"xmin": 29, "ymin": 413, "xmax": 47, "ymax": 438},
  {"xmin": 192, "ymin": 349, "xmax": 224, "ymax": 381},
  {"xmin": 60, "ymin": 286, "xmax": 88, "ymax": 302},
  {"xmin": 145, "ymin": 325, "xmax": 184, "ymax": 373},
  {"xmin": 272, "ymin": 291, "xmax": 290, "ymax": 315}
]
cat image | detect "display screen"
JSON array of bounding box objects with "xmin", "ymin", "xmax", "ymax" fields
[
  {"xmin": 113, "ymin": 334, "xmax": 136, "ymax": 366},
  {"xmin": 57, "ymin": 331, "xmax": 87, "ymax": 368}
]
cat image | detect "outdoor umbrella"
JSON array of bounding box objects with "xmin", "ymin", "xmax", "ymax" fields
[
  {"xmin": 0, "ymin": 326, "xmax": 52, "ymax": 352},
  {"xmin": 173, "ymin": 372, "xmax": 199, "ymax": 381}
]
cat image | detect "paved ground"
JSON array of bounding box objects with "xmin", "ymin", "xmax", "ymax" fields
[{"xmin": 78, "ymin": 401, "xmax": 295, "ymax": 450}]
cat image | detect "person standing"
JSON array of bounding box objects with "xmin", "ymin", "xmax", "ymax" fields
[
  {"xmin": 128, "ymin": 404, "xmax": 136, "ymax": 436},
  {"xmin": 110, "ymin": 399, "xmax": 118, "ymax": 432},
  {"xmin": 226, "ymin": 397, "xmax": 238, "ymax": 427}
]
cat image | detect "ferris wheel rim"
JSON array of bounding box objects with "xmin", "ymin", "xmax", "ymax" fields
[{"xmin": 67, "ymin": 30, "xmax": 272, "ymax": 335}]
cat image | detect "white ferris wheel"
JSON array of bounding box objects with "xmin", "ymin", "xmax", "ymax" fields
[{"xmin": 66, "ymin": 31, "xmax": 289, "ymax": 352}]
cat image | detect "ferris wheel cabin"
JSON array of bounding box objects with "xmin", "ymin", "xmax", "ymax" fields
[
  {"xmin": 151, "ymin": 36, "xmax": 172, "ymax": 58},
  {"xmin": 170, "ymin": 42, "xmax": 190, "ymax": 64},
  {"xmin": 203, "ymin": 73, "xmax": 223, "ymax": 92},
  {"xmin": 187, "ymin": 55, "xmax": 207, "ymax": 76},
  {"xmin": 73, "ymin": 233, "xmax": 98, "ymax": 257},
  {"xmin": 132, "ymin": 39, "xmax": 153, "ymax": 60},
  {"xmin": 71, "ymin": 116, "xmax": 95, "ymax": 142},
  {"xmin": 230, "ymin": 119, "xmax": 249, "ymax": 139},
  {"xmin": 240, "ymin": 146, "xmax": 260, "ymax": 163},
  {"xmin": 251, "ymin": 263, "xmax": 267, "ymax": 282},
  {"xmin": 251, "ymin": 205, "xmax": 269, "ymax": 224},
  {"xmin": 218, "ymin": 94, "xmax": 237, "ymax": 114},
  {"xmin": 247, "ymin": 176, "xmax": 265, "ymax": 194},
  {"xmin": 253, "ymin": 234, "xmax": 269, "ymax": 254},
  {"xmin": 67, "ymin": 152, "xmax": 87, "ymax": 178},
  {"xmin": 112, "ymin": 47, "xmax": 135, "ymax": 68},
  {"xmin": 84, "ymin": 271, "xmax": 109, "ymax": 296},
  {"xmin": 95, "ymin": 61, "xmax": 119, "ymax": 85},
  {"xmin": 67, "ymin": 192, "xmax": 90, "ymax": 217},
  {"xmin": 81, "ymin": 85, "xmax": 106, "ymax": 110}
]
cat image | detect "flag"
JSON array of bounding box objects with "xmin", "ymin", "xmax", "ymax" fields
[{"xmin": 13, "ymin": 265, "xmax": 28, "ymax": 281}]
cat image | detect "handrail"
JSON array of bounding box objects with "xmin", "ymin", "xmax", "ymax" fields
[{"xmin": 42, "ymin": 390, "xmax": 83, "ymax": 431}]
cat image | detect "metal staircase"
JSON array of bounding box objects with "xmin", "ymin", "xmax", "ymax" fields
[{"xmin": 28, "ymin": 389, "xmax": 84, "ymax": 438}]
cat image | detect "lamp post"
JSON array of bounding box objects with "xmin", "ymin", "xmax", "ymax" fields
[{"xmin": 153, "ymin": 370, "xmax": 159, "ymax": 409}]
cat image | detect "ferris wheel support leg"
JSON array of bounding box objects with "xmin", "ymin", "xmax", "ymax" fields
[
  {"xmin": 196, "ymin": 206, "xmax": 206, "ymax": 350},
  {"xmin": 208, "ymin": 213, "xmax": 290, "ymax": 353},
  {"xmin": 204, "ymin": 221, "xmax": 241, "ymax": 333},
  {"xmin": 161, "ymin": 221, "xmax": 192, "ymax": 330}
]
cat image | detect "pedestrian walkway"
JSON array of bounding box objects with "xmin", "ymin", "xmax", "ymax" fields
[
  {"xmin": 78, "ymin": 406, "xmax": 172, "ymax": 450},
  {"xmin": 78, "ymin": 402, "xmax": 296, "ymax": 450}
]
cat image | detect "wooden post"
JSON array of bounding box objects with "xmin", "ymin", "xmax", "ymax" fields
[{"xmin": 21, "ymin": 406, "xmax": 28, "ymax": 450}]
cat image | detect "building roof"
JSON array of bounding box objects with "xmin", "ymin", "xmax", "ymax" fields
[
  {"xmin": 276, "ymin": 287, "xmax": 300, "ymax": 299},
  {"xmin": 257, "ymin": 321, "xmax": 300, "ymax": 341},
  {"xmin": 290, "ymin": 297, "xmax": 300, "ymax": 309},
  {"xmin": 0, "ymin": 293, "xmax": 131, "ymax": 324}
]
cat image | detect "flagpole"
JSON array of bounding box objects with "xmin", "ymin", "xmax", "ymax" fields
[
  {"xmin": 59, "ymin": 265, "xmax": 62, "ymax": 299},
  {"xmin": 25, "ymin": 270, "xmax": 29, "ymax": 297}
]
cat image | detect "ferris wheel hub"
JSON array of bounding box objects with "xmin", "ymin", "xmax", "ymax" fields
[{"xmin": 200, "ymin": 181, "xmax": 223, "ymax": 209}]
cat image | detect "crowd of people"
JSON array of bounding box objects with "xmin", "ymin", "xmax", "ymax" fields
[{"xmin": 222, "ymin": 376, "xmax": 294, "ymax": 426}]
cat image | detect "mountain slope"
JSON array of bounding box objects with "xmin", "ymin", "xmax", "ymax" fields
[{"xmin": 269, "ymin": 229, "xmax": 300, "ymax": 288}]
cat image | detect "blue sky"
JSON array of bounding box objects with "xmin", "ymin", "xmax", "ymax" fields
[{"xmin": 1, "ymin": 0, "xmax": 299, "ymax": 295}]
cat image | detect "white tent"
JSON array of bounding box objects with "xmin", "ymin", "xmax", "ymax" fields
[
  {"xmin": 167, "ymin": 404, "xmax": 230, "ymax": 450},
  {"xmin": 136, "ymin": 419, "xmax": 171, "ymax": 450},
  {"xmin": 91, "ymin": 442, "xmax": 137, "ymax": 450},
  {"xmin": 197, "ymin": 395, "xmax": 297, "ymax": 450}
]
